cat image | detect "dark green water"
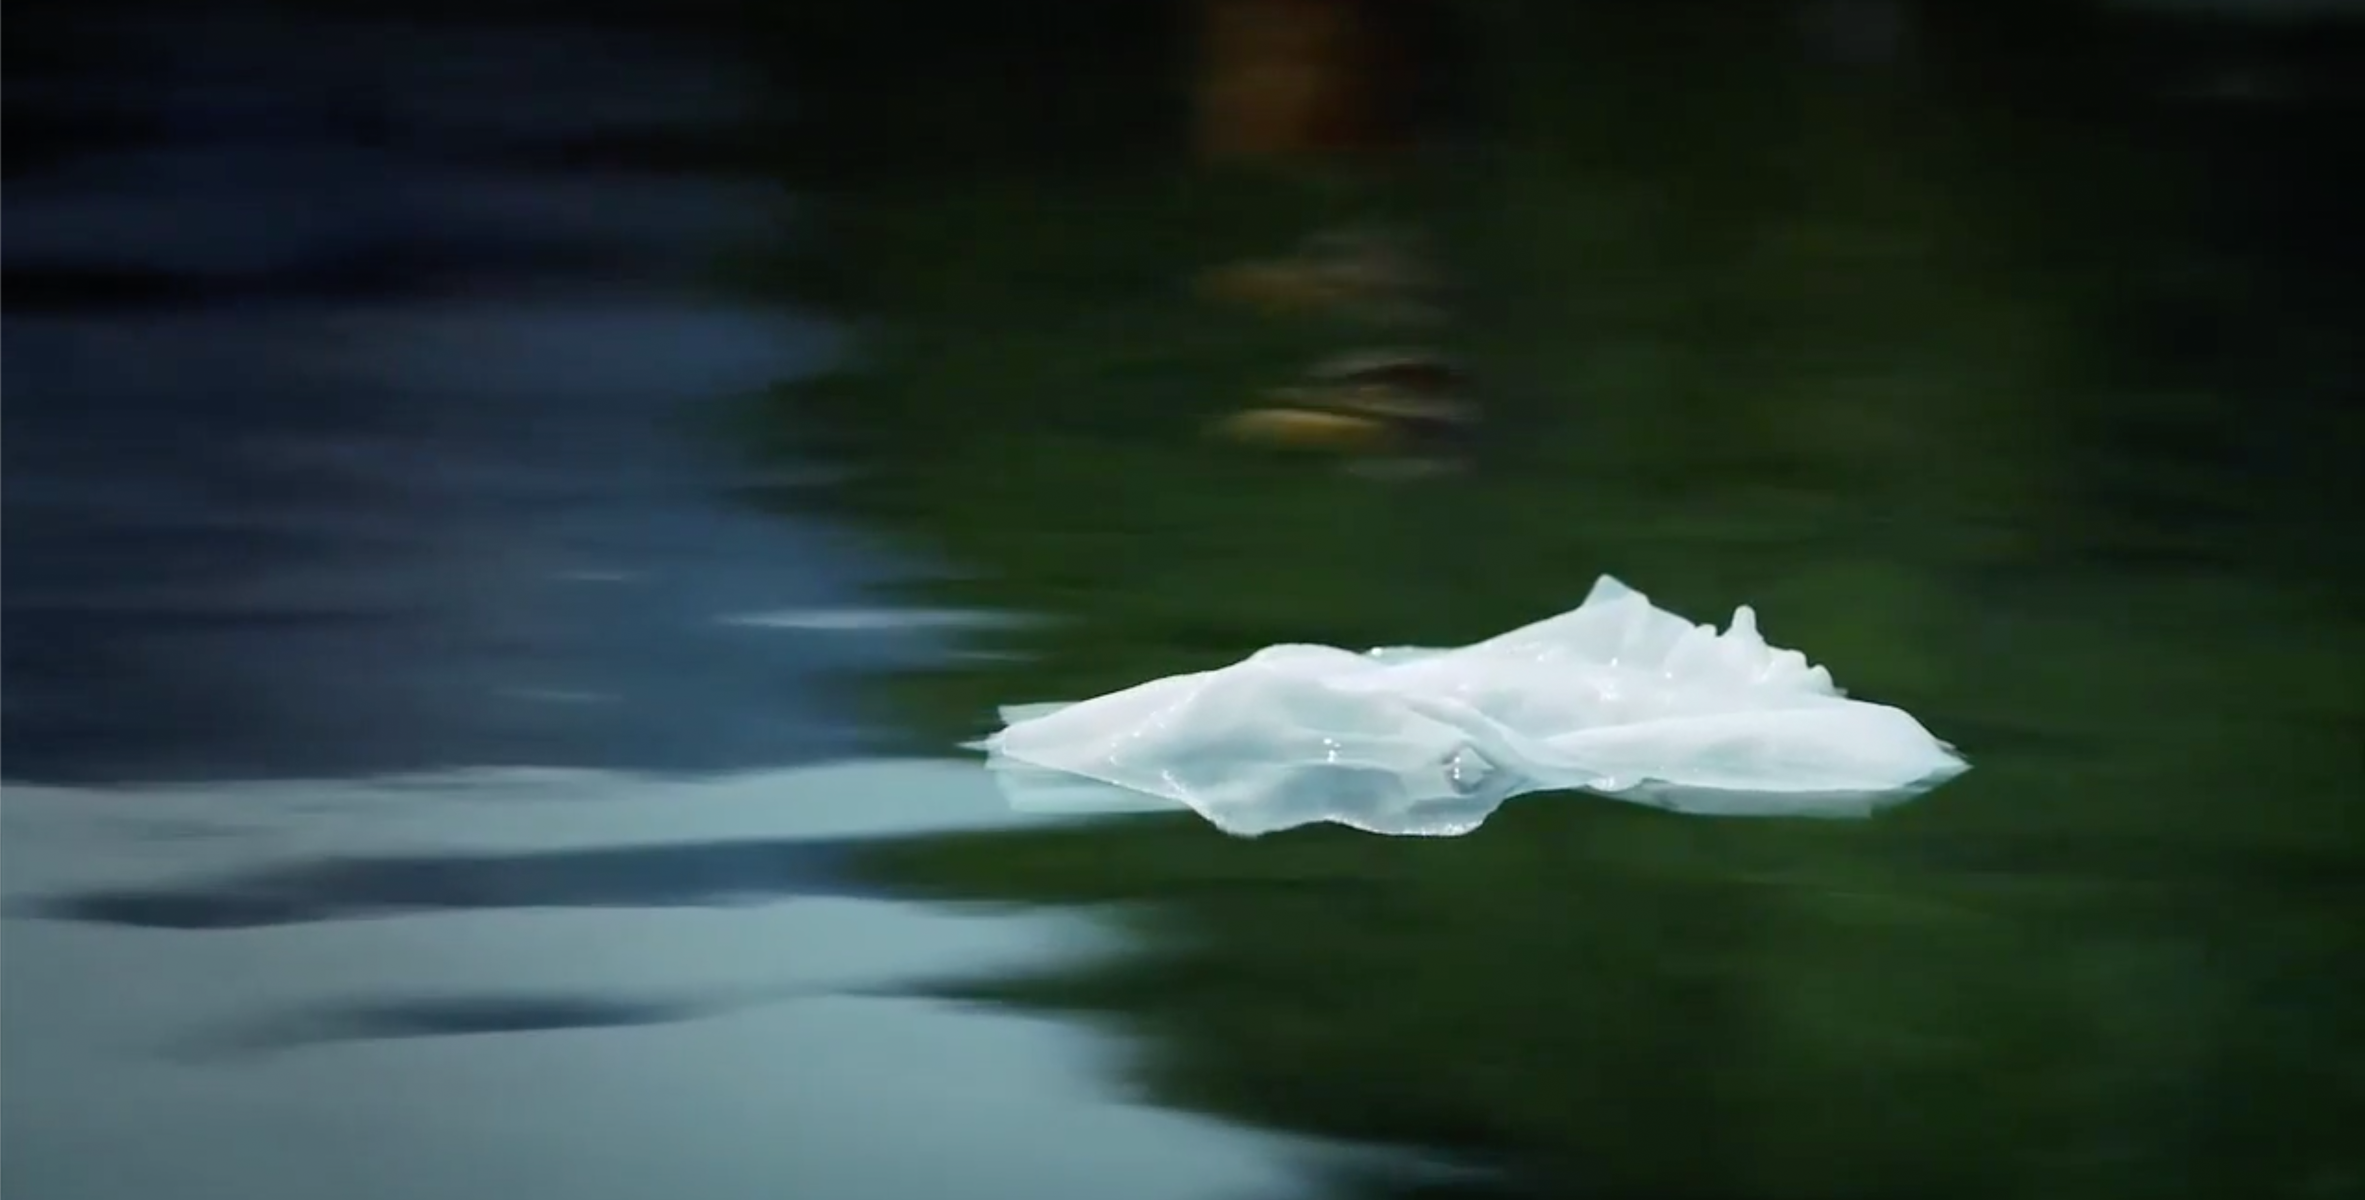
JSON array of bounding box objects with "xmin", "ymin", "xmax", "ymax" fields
[{"xmin": 752, "ymin": 5, "xmax": 2365, "ymax": 1198}]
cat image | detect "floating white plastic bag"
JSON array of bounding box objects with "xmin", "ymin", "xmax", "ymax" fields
[{"xmin": 974, "ymin": 576, "xmax": 1967, "ymax": 837}]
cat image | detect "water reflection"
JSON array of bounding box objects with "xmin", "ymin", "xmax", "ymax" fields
[
  {"xmin": 8, "ymin": 3, "xmax": 2365, "ymax": 1200},
  {"xmin": 1, "ymin": 9, "xmax": 1317, "ymax": 1200},
  {"xmin": 0, "ymin": 10, "xmax": 864, "ymax": 783},
  {"xmin": 758, "ymin": 4, "xmax": 2365, "ymax": 1199},
  {"xmin": 2, "ymin": 764, "xmax": 1317, "ymax": 1200}
]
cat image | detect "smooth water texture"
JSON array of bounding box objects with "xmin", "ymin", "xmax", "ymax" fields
[
  {"xmin": 1, "ymin": 762, "xmax": 1317, "ymax": 1200},
  {"xmin": 0, "ymin": 12, "xmax": 1318, "ymax": 1200}
]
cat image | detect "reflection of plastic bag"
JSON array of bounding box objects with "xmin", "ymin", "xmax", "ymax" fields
[{"xmin": 975, "ymin": 576, "xmax": 1968, "ymax": 837}]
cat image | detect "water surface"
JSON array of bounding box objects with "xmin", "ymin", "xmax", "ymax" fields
[{"xmin": 1, "ymin": 13, "xmax": 1316, "ymax": 1200}]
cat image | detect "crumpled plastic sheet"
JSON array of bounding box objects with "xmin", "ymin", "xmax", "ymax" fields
[{"xmin": 974, "ymin": 575, "xmax": 1969, "ymax": 837}]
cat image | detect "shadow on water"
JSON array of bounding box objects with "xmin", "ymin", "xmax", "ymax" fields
[
  {"xmin": 20, "ymin": 836, "xmax": 887, "ymax": 930},
  {"xmin": 177, "ymin": 989, "xmax": 788, "ymax": 1056},
  {"xmin": 743, "ymin": 4, "xmax": 2365, "ymax": 1199}
]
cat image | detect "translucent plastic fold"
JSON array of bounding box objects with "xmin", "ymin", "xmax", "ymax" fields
[{"xmin": 974, "ymin": 576, "xmax": 1968, "ymax": 837}]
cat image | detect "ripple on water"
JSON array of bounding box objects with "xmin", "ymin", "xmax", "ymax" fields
[{"xmin": 0, "ymin": 760, "xmax": 1320, "ymax": 1200}]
